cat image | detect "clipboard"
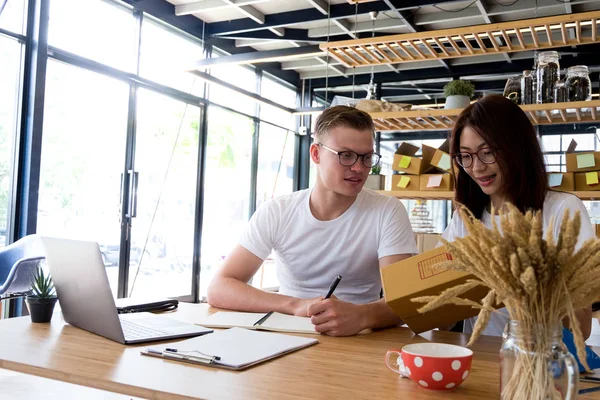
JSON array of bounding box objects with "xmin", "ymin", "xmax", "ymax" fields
[{"xmin": 141, "ymin": 327, "xmax": 318, "ymax": 370}]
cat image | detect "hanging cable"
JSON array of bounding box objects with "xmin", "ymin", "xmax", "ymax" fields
[
  {"xmin": 352, "ymin": 3, "xmax": 358, "ymax": 99},
  {"xmin": 324, "ymin": 1, "xmax": 331, "ymax": 105}
]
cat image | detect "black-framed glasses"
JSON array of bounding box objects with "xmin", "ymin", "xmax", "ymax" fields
[
  {"xmin": 454, "ymin": 148, "xmax": 496, "ymax": 168},
  {"xmin": 318, "ymin": 143, "xmax": 381, "ymax": 168}
]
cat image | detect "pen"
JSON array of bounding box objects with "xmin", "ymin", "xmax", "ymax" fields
[
  {"xmin": 579, "ymin": 386, "xmax": 600, "ymax": 395},
  {"xmin": 325, "ymin": 275, "xmax": 342, "ymax": 299},
  {"xmin": 253, "ymin": 311, "xmax": 274, "ymax": 326}
]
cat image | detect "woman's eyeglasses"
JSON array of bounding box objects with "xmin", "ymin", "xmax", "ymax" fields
[
  {"xmin": 454, "ymin": 148, "xmax": 496, "ymax": 168},
  {"xmin": 318, "ymin": 143, "xmax": 381, "ymax": 168}
]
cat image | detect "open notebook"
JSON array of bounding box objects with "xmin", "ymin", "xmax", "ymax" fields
[
  {"xmin": 197, "ymin": 311, "xmax": 317, "ymax": 334},
  {"xmin": 141, "ymin": 327, "xmax": 318, "ymax": 370}
]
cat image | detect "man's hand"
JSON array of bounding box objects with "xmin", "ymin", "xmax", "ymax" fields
[
  {"xmin": 307, "ymin": 298, "xmax": 366, "ymax": 336},
  {"xmin": 290, "ymin": 297, "xmax": 324, "ymax": 317}
]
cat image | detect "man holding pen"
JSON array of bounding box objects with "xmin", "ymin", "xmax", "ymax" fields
[{"xmin": 207, "ymin": 106, "xmax": 417, "ymax": 336}]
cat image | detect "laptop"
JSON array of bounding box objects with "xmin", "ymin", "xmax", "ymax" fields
[{"xmin": 38, "ymin": 235, "xmax": 213, "ymax": 344}]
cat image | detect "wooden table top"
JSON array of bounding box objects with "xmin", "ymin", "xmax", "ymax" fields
[{"xmin": 0, "ymin": 303, "xmax": 598, "ymax": 400}]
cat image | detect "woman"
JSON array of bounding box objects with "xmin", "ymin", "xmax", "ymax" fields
[{"xmin": 442, "ymin": 95, "xmax": 593, "ymax": 339}]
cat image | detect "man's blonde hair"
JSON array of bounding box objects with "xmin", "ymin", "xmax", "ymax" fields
[{"xmin": 313, "ymin": 105, "xmax": 375, "ymax": 142}]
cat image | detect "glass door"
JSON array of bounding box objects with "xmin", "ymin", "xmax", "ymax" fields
[
  {"xmin": 37, "ymin": 61, "xmax": 129, "ymax": 296},
  {"xmin": 126, "ymin": 88, "xmax": 201, "ymax": 300}
]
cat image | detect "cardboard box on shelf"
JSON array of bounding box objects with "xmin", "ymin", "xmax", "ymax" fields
[
  {"xmin": 565, "ymin": 140, "xmax": 600, "ymax": 173},
  {"xmin": 575, "ymin": 171, "xmax": 600, "ymax": 191},
  {"xmin": 392, "ymin": 143, "xmax": 435, "ymax": 175},
  {"xmin": 380, "ymin": 246, "xmax": 494, "ymax": 334},
  {"xmin": 427, "ymin": 140, "xmax": 453, "ymax": 173},
  {"xmin": 547, "ymin": 172, "xmax": 575, "ymax": 192},
  {"xmin": 415, "ymin": 233, "xmax": 442, "ymax": 253},
  {"xmin": 419, "ymin": 174, "xmax": 454, "ymax": 191},
  {"xmin": 391, "ymin": 174, "xmax": 420, "ymax": 190}
]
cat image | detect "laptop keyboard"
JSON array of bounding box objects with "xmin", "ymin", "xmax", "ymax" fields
[{"xmin": 121, "ymin": 318, "xmax": 169, "ymax": 340}]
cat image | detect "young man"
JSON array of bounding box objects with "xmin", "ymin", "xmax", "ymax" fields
[{"xmin": 207, "ymin": 106, "xmax": 417, "ymax": 336}]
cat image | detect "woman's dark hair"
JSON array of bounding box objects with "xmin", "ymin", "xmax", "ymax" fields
[{"xmin": 450, "ymin": 95, "xmax": 548, "ymax": 219}]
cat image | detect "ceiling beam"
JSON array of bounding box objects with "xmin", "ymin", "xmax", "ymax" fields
[
  {"xmin": 308, "ymin": 17, "xmax": 408, "ymax": 37},
  {"xmin": 332, "ymin": 19, "xmax": 358, "ymax": 39},
  {"xmin": 222, "ymin": 0, "xmax": 265, "ymax": 24},
  {"xmin": 206, "ymin": 0, "xmax": 458, "ymax": 36},
  {"xmin": 192, "ymin": 45, "xmax": 323, "ymax": 67},
  {"xmin": 218, "ymin": 28, "xmax": 327, "ymax": 42},
  {"xmin": 315, "ymin": 57, "xmax": 348, "ymax": 78},
  {"xmin": 305, "ymin": 0, "xmax": 328, "ymax": 15},
  {"xmin": 175, "ymin": 0, "xmax": 267, "ymax": 16}
]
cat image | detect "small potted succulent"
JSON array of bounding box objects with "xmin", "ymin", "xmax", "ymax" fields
[
  {"xmin": 443, "ymin": 79, "xmax": 475, "ymax": 109},
  {"xmin": 25, "ymin": 266, "xmax": 58, "ymax": 323},
  {"xmin": 364, "ymin": 164, "xmax": 386, "ymax": 191}
]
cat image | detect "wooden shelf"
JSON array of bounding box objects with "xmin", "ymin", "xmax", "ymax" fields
[
  {"xmin": 378, "ymin": 190, "xmax": 600, "ymax": 201},
  {"xmin": 320, "ymin": 11, "xmax": 600, "ymax": 68},
  {"xmin": 369, "ymin": 100, "xmax": 600, "ymax": 132}
]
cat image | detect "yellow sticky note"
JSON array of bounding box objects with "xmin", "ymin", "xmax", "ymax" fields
[
  {"xmin": 585, "ymin": 171, "xmax": 599, "ymax": 186},
  {"xmin": 399, "ymin": 156, "xmax": 411, "ymax": 169},
  {"xmin": 577, "ymin": 153, "xmax": 596, "ymax": 169},
  {"xmin": 397, "ymin": 176, "xmax": 411, "ymax": 188}
]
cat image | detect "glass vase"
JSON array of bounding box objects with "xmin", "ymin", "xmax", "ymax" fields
[{"xmin": 500, "ymin": 320, "xmax": 579, "ymax": 400}]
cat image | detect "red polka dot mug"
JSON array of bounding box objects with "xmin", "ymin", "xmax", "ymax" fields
[{"xmin": 385, "ymin": 343, "xmax": 473, "ymax": 390}]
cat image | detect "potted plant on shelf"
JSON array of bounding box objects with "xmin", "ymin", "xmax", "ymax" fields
[
  {"xmin": 25, "ymin": 265, "xmax": 58, "ymax": 323},
  {"xmin": 443, "ymin": 79, "xmax": 475, "ymax": 109},
  {"xmin": 364, "ymin": 164, "xmax": 386, "ymax": 191}
]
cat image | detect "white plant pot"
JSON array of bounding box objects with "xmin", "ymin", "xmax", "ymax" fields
[
  {"xmin": 364, "ymin": 175, "xmax": 386, "ymax": 191},
  {"xmin": 444, "ymin": 95, "xmax": 471, "ymax": 109}
]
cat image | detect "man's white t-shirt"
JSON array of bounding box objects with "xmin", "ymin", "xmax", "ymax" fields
[
  {"xmin": 240, "ymin": 188, "xmax": 417, "ymax": 304},
  {"xmin": 442, "ymin": 191, "xmax": 595, "ymax": 336}
]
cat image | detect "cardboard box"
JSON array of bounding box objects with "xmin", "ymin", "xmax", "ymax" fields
[
  {"xmin": 427, "ymin": 140, "xmax": 453, "ymax": 173},
  {"xmin": 392, "ymin": 143, "xmax": 435, "ymax": 175},
  {"xmin": 415, "ymin": 233, "xmax": 442, "ymax": 253},
  {"xmin": 575, "ymin": 171, "xmax": 600, "ymax": 191},
  {"xmin": 391, "ymin": 174, "xmax": 420, "ymax": 190},
  {"xmin": 565, "ymin": 140, "xmax": 600, "ymax": 173},
  {"xmin": 547, "ymin": 172, "xmax": 574, "ymax": 192},
  {"xmin": 419, "ymin": 174, "xmax": 454, "ymax": 191},
  {"xmin": 381, "ymin": 246, "xmax": 492, "ymax": 334}
]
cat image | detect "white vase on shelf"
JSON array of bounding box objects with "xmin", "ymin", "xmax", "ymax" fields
[{"xmin": 444, "ymin": 95, "xmax": 470, "ymax": 109}]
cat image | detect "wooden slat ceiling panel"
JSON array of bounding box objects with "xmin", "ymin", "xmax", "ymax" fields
[{"xmin": 320, "ymin": 11, "xmax": 600, "ymax": 68}]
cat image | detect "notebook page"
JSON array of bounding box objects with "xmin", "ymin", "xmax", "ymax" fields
[
  {"xmin": 260, "ymin": 313, "xmax": 317, "ymax": 334},
  {"xmin": 148, "ymin": 327, "xmax": 318, "ymax": 369},
  {"xmin": 197, "ymin": 311, "xmax": 265, "ymax": 329}
]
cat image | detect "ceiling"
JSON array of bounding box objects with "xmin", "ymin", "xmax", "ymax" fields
[{"xmin": 129, "ymin": 0, "xmax": 600, "ymax": 106}]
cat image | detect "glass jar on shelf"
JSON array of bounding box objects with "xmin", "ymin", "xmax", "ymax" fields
[
  {"xmin": 503, "ymin": 76, "xmax": 521, "ymax": 104},
  {"xmin": 554, "ymin": 80, "xmax": 566, "ymax": 103},
  {"xmin": 521, "ymin": 70, "xmax": 535, "ymax": 105},
  {"xmin": 536, "ymin": 51, "xmax": 560, "ymax": 104},
  {"xmin": 564, "ymin": 65, "xmax": 592, "ymax": 102}
]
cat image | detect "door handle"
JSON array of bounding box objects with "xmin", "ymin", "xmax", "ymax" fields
[{"xmin": 126, "ymin": 170, "xmax": 138, "ymax": 218}]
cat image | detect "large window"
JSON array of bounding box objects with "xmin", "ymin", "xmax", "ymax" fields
[
  {"xmin": 49, "ymin": 0, "xmax": 137, "ymax": 72},
  {"xmin": 256, "ymin": 123, "xmax": 295, "ymax": 209},
  {"xmin": 0, "ymin": 0, "xmax": 26, "ymax": 34},
  {"xmin": 208, "ymin": 61, "xmax": 258, "ymax": 116},
  {"xmin": 259, "ymin": 76, "xmax": 296, "ymax": 129},
  {"xmin": 139, "ymin": 17, "xmax": 205, "ymax": 97},
  {"xmin": 201, "ymin": 106, "xmax": 254, "ymax": 298},
  {"xmin": 0, "ymin": 36, "xmax": 23, "ymax": 247},
  {"xmin": 37, "ymin": 60, "xmax": 129, "ymax": 294}
]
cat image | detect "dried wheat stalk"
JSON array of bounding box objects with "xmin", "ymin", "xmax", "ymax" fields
[{"xmin": 410, "ymin": 204, "xmax": 600, "ymax": 399}]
